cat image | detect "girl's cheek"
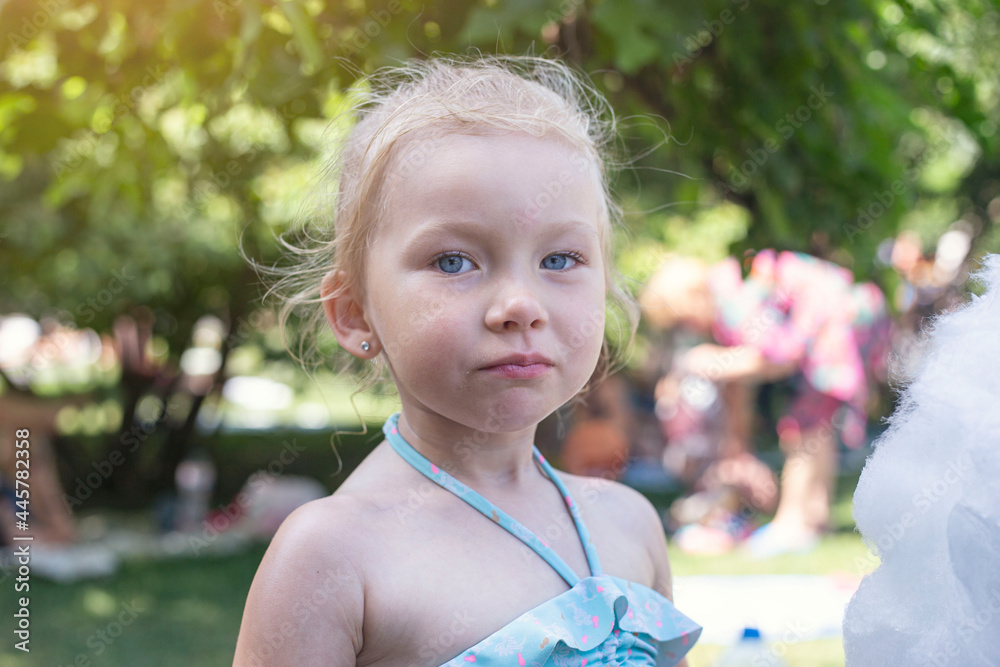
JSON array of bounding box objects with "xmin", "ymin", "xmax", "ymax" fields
[{"xmin": 412, "ymin": 309, "xmax": 462, "ymax": 337}]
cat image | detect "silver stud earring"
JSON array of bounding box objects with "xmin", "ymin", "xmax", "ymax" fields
[{"xmin": 361, "ymin": 341, "xmax": 370, "ymax": 352}]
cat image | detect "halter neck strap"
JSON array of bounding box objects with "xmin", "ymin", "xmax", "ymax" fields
[{"xmin": 383, "ymin": 412, "xmax": 603, "ymax": 587}]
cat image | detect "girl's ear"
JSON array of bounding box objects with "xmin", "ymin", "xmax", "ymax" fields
[{"xmin": 321, "ymin": 270, "xmax": 379, "ymax": 359}]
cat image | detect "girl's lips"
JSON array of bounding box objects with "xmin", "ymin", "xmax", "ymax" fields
[{"xmin": 481, "ymin": 363, "xmax": 552, "ymax": 379}]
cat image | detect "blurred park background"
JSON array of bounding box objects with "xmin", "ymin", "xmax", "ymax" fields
[{"xmin": 0, "ymin": 0, "xmax": 999, "ymax": 665}]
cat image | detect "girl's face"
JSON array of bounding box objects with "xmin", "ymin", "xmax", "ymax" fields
[{"xmin": 362, "ymin": 130, "xmax": 608, "ymax": 434}]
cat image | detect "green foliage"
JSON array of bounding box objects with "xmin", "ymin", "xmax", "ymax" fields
[
  {"xmin": 452, "ymin": 0, "xmax": 998, "ymax": 279},
  {"xmin": 0, "ymin": 0, "xmax": 420, "ymax": 358},
  {"xmin": 1, "ymin": 0, "xmax": 997, "ymax": 361}
]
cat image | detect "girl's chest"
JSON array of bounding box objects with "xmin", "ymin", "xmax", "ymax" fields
[{"xmin": 353, "ymin": 498, "xmax": 649, "ymax": 667}]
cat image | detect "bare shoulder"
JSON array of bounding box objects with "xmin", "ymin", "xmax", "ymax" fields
[
  {"xmin": 559, "ymin": 472, "xmax": 662, "ymax": 535},
  {"xmin": 234, "ymin": 494, "xmax": 368, "ymax": 667},
  {"xmin": 559, "ymin": 472, "xmax": 675, "ymax": 600}
]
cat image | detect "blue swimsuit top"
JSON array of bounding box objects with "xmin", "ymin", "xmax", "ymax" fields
[{"xmin": 383, "ymin": 413, "xmax": 702, "ymax": 666}]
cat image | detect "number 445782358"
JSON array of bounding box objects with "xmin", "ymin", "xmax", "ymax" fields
[{"xmin": 14, "ymin": 429, "xmax": 30, "ymax": 529}]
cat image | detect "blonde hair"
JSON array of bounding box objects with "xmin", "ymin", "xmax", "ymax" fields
[{"xmin": 258, "ymin": 54, "xmax": 640, "ymax": 418}]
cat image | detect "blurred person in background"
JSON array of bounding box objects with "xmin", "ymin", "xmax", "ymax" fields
[
  {"xmin": 640, "ymin": 250, "xmax": 892, "ymax": 556},
  {"xmin": 0, "ymin": 394, "xmax": 78, "ymax": 546},
  {"xmin": 559, "ymin": 371, "xmax": 633, "ymax": 480},
  {"xmin": 0, "ymin": 315, "xmax": 94, "ymax": 546},
  {"xmin": 884, "ymin": 225, "xmax": 973, "ymax": 380}
]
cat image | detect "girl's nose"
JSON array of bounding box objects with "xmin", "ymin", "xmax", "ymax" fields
[{"xmin": 484, "ymin": 278, "xmax": 548, "ymax": 332}]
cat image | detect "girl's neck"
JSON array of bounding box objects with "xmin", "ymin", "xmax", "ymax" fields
[{"xmin": 393, "ymin": 407, "xmax": 545, "ymax": 493}]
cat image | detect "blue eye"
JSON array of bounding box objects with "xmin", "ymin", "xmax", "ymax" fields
[
  {"xmin": 436, "ymin": 254, "xmax": 473, "ymax": 274},
  {"xmin": 542, "ymin": 253, "xmax": 582, "ymax": 270}
]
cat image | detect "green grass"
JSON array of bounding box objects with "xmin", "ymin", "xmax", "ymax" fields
[
  {"xmin": 666, "ymin": 475, "xmax": 879, "ymax": 578},
  {"xmin": 669, "ymin": 530, "xmax": 876, "ymax": 577},
  {"xmin": 0, "ymin": 542, "xmax": 269, "ymax": 667}
]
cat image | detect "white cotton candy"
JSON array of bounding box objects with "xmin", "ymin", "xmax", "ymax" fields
[{"xmin": 843, "ymin": 254, "xmax": 1000, "ymax": 666}]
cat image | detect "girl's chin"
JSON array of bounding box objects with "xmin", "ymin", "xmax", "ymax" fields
[
  {"xmin": 402, "ymin": 382, "xmax": 583, "ymax": 431},
  {"xmin": 443, "ymin": 403, "xmax": 560, "ymax": 434}
]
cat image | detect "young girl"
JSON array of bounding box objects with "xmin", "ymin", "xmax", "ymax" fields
[{"xmin": 234, "ymin": 55, "xmax": 701, "ymax": 667}]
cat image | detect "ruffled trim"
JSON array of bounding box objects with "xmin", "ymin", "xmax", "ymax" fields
[
  {"xmin": 439, "ymin": 574, "xmax": 701, "ymax": 666},
  {"xmin": 613, "ymin": 578, "xmax": 702, "ymax": 666}
]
